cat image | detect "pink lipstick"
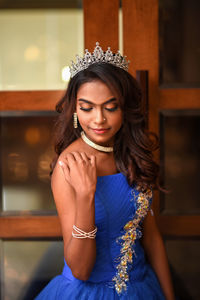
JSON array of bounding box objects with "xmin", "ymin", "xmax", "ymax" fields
[{"xmin": 92, "ymin": 128, "xmax": 109, "ymax": 134}]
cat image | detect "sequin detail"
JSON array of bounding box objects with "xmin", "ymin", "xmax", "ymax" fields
[{"xmin": 112, "ymin": 185, "xmax": 152, "ymax": 295}]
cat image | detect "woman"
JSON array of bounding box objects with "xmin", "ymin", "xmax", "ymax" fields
[{"xmin": 36, "ymin": 43, "xmax": 175, "ymax": 299}]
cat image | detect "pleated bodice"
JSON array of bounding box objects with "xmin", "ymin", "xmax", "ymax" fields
[{"xmin": 63, "ymin": 173, "xmax": 150, "ymax": 289}]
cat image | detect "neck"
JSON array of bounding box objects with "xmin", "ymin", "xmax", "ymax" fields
[{"xmin": 81, "ymin": 131, "xmax": 114, "ymax": 153}]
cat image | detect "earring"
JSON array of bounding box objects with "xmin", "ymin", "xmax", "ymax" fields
[{"xmin": 73, "ymin": 112, "xmax": 78, "ymax": 128}]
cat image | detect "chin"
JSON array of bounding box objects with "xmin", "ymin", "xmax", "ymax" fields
[{"xmin": 90, "ymin": 131, "xmax": 115, "ymax": 145}]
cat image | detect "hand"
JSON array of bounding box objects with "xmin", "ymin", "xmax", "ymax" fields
[{"xmin": 59, "ymin": 151, "xmax": 97, "ymax": 198}]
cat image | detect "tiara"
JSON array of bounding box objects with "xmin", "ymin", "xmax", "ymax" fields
[{"xmin": 69, "ymin": 42, "xmax": 130, "ymax": 78}]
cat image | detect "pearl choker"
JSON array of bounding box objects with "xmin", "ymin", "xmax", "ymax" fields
[{"xmin": 81, "ymin": 131, "xmax": 113, "ymax": 152}]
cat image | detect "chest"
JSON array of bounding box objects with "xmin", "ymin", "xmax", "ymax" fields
[
  {"xmin": 96, "ymin": 154, "xmax": 118, "ymax": 176},
  {"xmin": 94, "ymin": 176, "xmax": 135, "ymax": 238}
]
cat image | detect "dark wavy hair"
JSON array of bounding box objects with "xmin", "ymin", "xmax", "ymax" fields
[{"xmin": 52, "ymin": 62, "xmax": 160, "ymax": 190}]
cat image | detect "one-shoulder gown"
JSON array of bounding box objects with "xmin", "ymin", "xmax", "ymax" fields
[{"xmin": 35, "ymin": 173, "xmax": 165, "ymax": 299}]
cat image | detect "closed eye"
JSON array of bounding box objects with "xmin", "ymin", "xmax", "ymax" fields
[
  {"xmin": 105, "ymin": 106, "xmax": 118, "ymax": 112},
  {"xmin": 79, "ymin": 105, "xmax": 119, "ymax": 112},
  {"xmin": 79, "ymin": 107, "xmax": 92, "ymax": 112}
]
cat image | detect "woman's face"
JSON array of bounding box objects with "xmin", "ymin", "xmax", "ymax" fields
[{"xmin": 76, "ymin": 80, "xmax": 123, "ymax": 146}]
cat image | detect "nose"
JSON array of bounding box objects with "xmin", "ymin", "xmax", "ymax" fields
[{"xmin": 94, "ymin": 109, "xmax": 106, "ymax": 124}]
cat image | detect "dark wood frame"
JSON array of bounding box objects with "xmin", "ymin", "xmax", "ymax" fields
[{"xmin": 123, "ymin": 0, "xmax": 200, "ymax": 238}]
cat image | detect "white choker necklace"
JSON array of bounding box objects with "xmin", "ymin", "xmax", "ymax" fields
[{"xmin": 81, "ymin": 131, "xmax": 113, "ymax": 152}]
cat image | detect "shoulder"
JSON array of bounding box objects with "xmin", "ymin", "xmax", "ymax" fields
[
  {"xmin": 51, "ymin": 151, "xmax": 76, "ymax": 220},
  {"xmin": 51, "ymin": 140, "xmax": 83, "ymax": 194},
  {"xmin": 59, "ymin": 137, "xmax": 87, "ymax": 158},
  {"xmin": 51, "ymin": 137, "xmax": 85, "ymax": 187}
]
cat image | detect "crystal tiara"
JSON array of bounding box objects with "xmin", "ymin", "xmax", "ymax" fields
[{"xmin": 69, "ymin": 42, "xmax": 130, "ymax": 78}]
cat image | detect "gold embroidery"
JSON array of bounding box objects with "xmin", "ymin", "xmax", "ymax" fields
[{"xmin": 112, "ymin": 186, "xmax": 152, "ymax": 295}]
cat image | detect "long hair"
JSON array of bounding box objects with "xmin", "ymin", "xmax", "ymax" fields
[{"xmin": 52, "ymin": 62, "xmax": 160, "ymax": 190}]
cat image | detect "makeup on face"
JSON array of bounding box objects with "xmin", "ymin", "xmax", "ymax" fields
[
  {"xmin": 76, "ymin": 81, "xmax": 123, "ymax": 146},
  {"xmin": 78, "ymin": 97, "xmax": 119, "ymax": 112}
]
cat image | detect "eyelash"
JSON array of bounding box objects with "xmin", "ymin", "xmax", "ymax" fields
[{"xmin": 80, "ymin": 106, "xmax": 118, "ymax": 112}]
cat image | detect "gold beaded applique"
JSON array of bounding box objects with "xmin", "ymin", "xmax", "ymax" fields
[{"xmin": 112, "ymin": 185, "xmax": 152, "ymax": 295}]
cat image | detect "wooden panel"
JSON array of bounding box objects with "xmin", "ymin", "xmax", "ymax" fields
[
  {"xmin": 83, "ymin": 0, "xmax": 119, "ymax": 52},
  {"xmin": 136, "ymin": 70, "xmax": 149, "ymax": 126},
  {"xmin": 0, "ymin": 90, "xmax": 64, "ymax": 111},
  {"xmin": 1, "ymin": 214, "xmax": 198, "ymax": 239},
  {"xmin": 158, "ymin": 216, "xmax": 200, "ymax": 237},
  {"xmin": 159, "ymin": 89, "xmax": 200, "ymax": 109},
  {"xmin": 123, "ymin": 0, "xmax": 160, "ymax": 212},
  {"xmin": 0, "ymin": 216, "xmax": 62, "ymax": 238},
  {"xmin": 123, "ymin": 0, "xmax": 158, "ymax": 74},
  {"xmin": 123, "ymin": 0, "xmax": 159, "ymax": 133},
  {"xmin": 123, "ymin": 0, "xmax": 200, "ymax": 243}
]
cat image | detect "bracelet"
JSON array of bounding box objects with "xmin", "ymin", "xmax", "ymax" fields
[{"xmin": 72, "ymin": 225, "xmax": 97, "ymax": 239}]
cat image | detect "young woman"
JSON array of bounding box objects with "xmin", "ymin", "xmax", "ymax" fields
[{"xmin": 36, "ymin": 43, "xmax": 175, "ymax": 299}]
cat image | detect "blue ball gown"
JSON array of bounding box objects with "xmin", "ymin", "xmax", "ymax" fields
[{"xmin": 35, "ymin": 173, "xmax": 165, "ymax": 299}]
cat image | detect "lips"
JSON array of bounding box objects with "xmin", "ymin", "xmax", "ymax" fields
[{"xmin": 92, "ymin": 128, "xmax": 110, "ymax": 134}]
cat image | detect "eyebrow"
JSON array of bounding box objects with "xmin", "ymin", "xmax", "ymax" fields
[{"xmin": 78, "ymin": 97, "xmax": 117, "ymax": 105}]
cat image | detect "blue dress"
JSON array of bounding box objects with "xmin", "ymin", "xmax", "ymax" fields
[{"xmin": 35, "ymin": 173, "xmax": 165, "ymax": 299}]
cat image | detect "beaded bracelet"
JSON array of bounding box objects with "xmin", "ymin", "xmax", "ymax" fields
[{"xmin": 72, "ymin": 225, "xmax": 97, "ymax": 239}]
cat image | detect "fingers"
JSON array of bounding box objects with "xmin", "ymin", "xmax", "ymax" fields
[
  {"xmin": 79, "ymin": 152, "xmax": 95, "ymax": 165},
  {"xmin": 65, "ymin": 152, "xmax": 76, "ymax": 163},
  {"xmin": 90, "ymin": 155, "xmax": 96, "ymax": 166},
  {"xmin": 58, "ymin": 152, "xmax": 97, "ymax": 191},
  {"xmin": 59, "ymin": 151, "xmax": 96, "ymax": 173},
  {"xmin": 71, "ymin": 152, "xmax": 86, "ymax": 164},
  {"xmin": 58, "ymin": 159, "xmax": 70, "ymax": 182},
  {"xmin": 79, "ymin": 152, "xmax": 96, "ymax": 167},
  {"xmin": 69, "ymin": 151, "xmax": 95, "ymax": 165},
  {"xmin": 79, "ymin": 151, "xmax": 88, "ymax": 162}
]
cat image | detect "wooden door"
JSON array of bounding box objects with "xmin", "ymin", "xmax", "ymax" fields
[{"xmin": 123, "ymin": 0, "xmax": 200, "ymax": 299}]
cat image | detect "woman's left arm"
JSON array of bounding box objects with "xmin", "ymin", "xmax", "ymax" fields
[{"xmin": 141, "ymin": 211, "xmax": 175, "ymax": 300}]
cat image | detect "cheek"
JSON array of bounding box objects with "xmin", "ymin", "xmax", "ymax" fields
[
  {"xmin": 77, "ymin": 111, "xmax": 90, "ymax": 126},
  {"xmin": 112, "ymin": 112, "xmax": 123, "ymax": 128}
]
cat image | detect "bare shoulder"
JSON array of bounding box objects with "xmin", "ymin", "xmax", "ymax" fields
[
  {"xmin": 51, "ymin": 145, "xmax": 79, "ymax": 215},
  {"xmin": 52, "ymin": 138, "xmax": 83, "ymax": 181},
  {"xmin": 59, "ymin": 137, "xmax": 86, "ymax": 158},
  {"xmin": 51, "ymin": 138, "xmax": 92, "ymax": 244},
  {"xmin": 51, "ymin": 151, "xmax": 77, "ymax": 243}
]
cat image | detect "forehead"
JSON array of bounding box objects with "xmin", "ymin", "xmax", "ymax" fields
[{"xmin": 77, "ymin": 80, "xmax": 118, "ymax": 103}]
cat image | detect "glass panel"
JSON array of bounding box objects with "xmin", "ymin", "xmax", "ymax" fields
[
  {"xmin": 165, "ymin": 240, "xmax": 200, "ymax": 300},
  {"xmin": 159, "ymin": 0, "xmax": 200, "ymax": 87},
  {"xmin": 0, "ymin": 111, "xmax": 57, "ymax": 212},
  {"xmin": 160, "ymin": 110, "xmax": 200, "ymax": 215},
  {"xmin": 0, "ymin": 1, "xmax": 83, "ymax": 90},
  {"xmin": 1, "ymin": 240, "xmax": 63, "ymax": 300}
]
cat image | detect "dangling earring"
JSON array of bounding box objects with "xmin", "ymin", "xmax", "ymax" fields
[{"xmin": 73, "ymin": 112, "xmax": 78, "ymax": 128}]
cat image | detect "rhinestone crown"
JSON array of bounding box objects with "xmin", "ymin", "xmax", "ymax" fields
[{"xmin": 69, "ymin": 42, "xmax": 130, "ymax": 78}]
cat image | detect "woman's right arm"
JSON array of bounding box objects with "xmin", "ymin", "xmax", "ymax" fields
[{"xmin": 51, "ymin": 151, "xmax": 97, "ymax": 281}]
